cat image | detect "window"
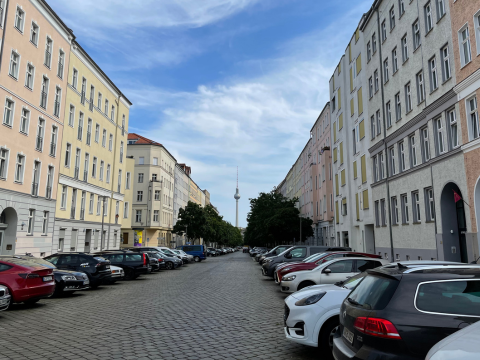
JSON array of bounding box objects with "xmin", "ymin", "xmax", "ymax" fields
[
  {"xmin": 122, "ymin": 115, "xmax": 126, "ymax": 136},
  {"xmin": 416, "ymin": 72, "xmax": 425, "ymax": 104},
  {"xmin": 153, "ymin": 157, "xmax": 158, "ymax": 166},
  {"xmin": 402, "ymin": 35, "xmax": 408, "ymax": 62},
  {"xmin": 103, "ymin": 198, "xmax": 108, "ymax": 216},
  {"xmin": 376, "ymin": 110, "xmax": 381, "ymax": 136},
  {"xmin": 57, "ymin": 50, "xmax": 64, "ymax": 79},
  {"xmin": 152, "ymin": 173, "xmax": 157, "ymax": 181},
  {"xmin": 379, "ymin": 152, "xmax": 385, "ymax": 179},
  {"xmin": 14, "ymin": 6, "xmax": 24, "ymax": 32},
  {"xmin": 19, "ymin": 108, "xmax": 29, "ymax": 134},
  {"xmin": 44, "ymin": 37, "xmax": 52, "ymax": 68},
  {"xmin": 25, "ymin": 63, "xmax": 34, "ymax": 89},
  {"xmin": 390, "ymin": 6, "xmax": 395, "ymax": 30},
  {"xmin": 67, "ymin": 105, "xmax": 75, "ymax": 127},
  {"xmin": 468, "ymin": 97, "xmax": 479, "ymax": 140},
  {"xmin": 399, "ymin": 142, "xmax": 406, "ymax": 172},
  {"xmin": 380, "ymin": 199, "xmax": 386, "ymax": 226},
  {"xmin": 89, "ymin": 193, "xmax": 94, "ymax": 214},
  {"xmin": 425, "ymin": 3, "xmax": 433, "ymax": 33},
  {"xmin": 383, "ymin": 58, "xmax": 389, "ymax": 83},
  {"xmin": 137, "ymin": 191, "xmax": 143, "ymax": 202},
  {"xmin": 3, "ymin": 98, "xmax": 14, "ymax": 127},
  {"xmin": 448, "ymin": 109, "xmax": 458, "ymax": 148},
  {"xmin": 99, "ymin": 160, "xmax": 104, "ymax": 181},
  {"xmin": 29, "ymin": 22, "xmax": 40, "ymax": 47},
  {"xmin": 401, "ymin": 194, "xmax": 409, "ymax": 223},
  {"xmin": 104, "ymin": 99, "xmax": 109, "ymax": 115},
  {"xmin": 98, "ymin": 93, "xmax": 102, "ymax": 109},
  {"xmin": 367, "ymin": 41, "xmax": 371, "ymax": 62},
  {"xmin": 106, "ymin": 164, "xmax": 111, "ymax": 183},
  {"xmin": 386, "ymin": 101, "xmax": 392, "ymax": 128},
  {"xmin": 27, "ymin": 209, "xmax": 34, "ymax": 235},
  {"xmin": 35, "ymin": 118, "xmax": 44, "ymax": 151},
  {"xmin": 54, "ymin": 87, "xmax": 61, "ymax": 117},
  {"xmin": 77, "ymin": 112, "xmax": 84, "ymax": 141},
  {"xmin": 429, "ymin": 57, "xmax": 438, "ymax": 92},
  {"xmin": 15, "ymin": 154, "xmax": 24, "ymax": 183},
  {"xmin": 50, "ymin": 126, "xmax": 57, "ymax": 157},
  {"xmin": 126, "ymin": 172, "xmax": 131, "ymax": 189},
  {"xmin": 31, "ymin": 160, "xmax": 40, "ymax": 196},
  {"xmin": 40, "ymin": 76, "xmax": 48, "ymax": 109},
  {"xmin": 91, "ymin": 157, "xmax": 97, "ymax": 178},
  {"xmin": 476, "ymin": 13, "xmax": 480, "ymax": 57},
  {"xmin": 72, "ymin": 69, "xmax": 78, "ymax": 89},
  {"xmin": 0, "ymin": 148, "xmax": 8, "ymax": 180},
  {"xmin": 371, "ymin": 115, "xmax": 376, "ymax": 139},
  {"xmin": 111, "ymin": 105, "xmax": 115, "ymax": 120},
  {"xmin": 395, "ymin": 92, "xmax": 401, "ymax": 121},
  {"xmin": 86, "ymin": 119, "xmax": 92, "ymax": 145},
  {"xmin": 425, "ymin": 187, "xmax": 435, "ymax": 221},
  {"xmin": 389, "ymin": 147, "xmax": 396, "ymax": 175},
  {"xmin": 74, "ymin": 149, "xmax": 81, "ymax": 179},
  {"xmin": 153, "ymin": 210, "xmax": 159, "ymax": 222},
  {"xmin": 102, "ymin": 129, "xmax": 106, "ymax": 147},
  {"xmin": 410, "ymin": 134, "xmax": 417, "ymax": 167},
  {"xmin": 117, "ymin": 170, "xmax": 122, "ymax": 192},
  {"xmin": 64, "ymin": 143, "xmax": 71, "ymax": 167},
  {"xmin": 97, "ymin": 197, "xmax": 101, "ymax": 215},
  {"xmin": 123, "ymin": 202, "xmax": 129, "ymax": 218},
  {"xmin": 373, "ymin": 155, "xmax": 379, "ymax": 182},
  {"xmin": 381, "ymin": 20, "xmax": 387, "ymax": 42},
  {"xmin": 413, "ymin": 20, "xmax": 421, "ymax": 50},
  {"xmin": 399, "ymin": 0, "xmax": 405, "ymax": 16},
  {"xmin": 441, "ymin": 45, "xmax": 451, "ymax": 81},
  {"xmin": 391, "ymin": 197, "xmax": 399, "ymax": 225},
  {"xmin": 405, "ymin": 83, "xmax": 412, "ymax": 112},
  {"xmin": 95, "ymin": 124, "xmax": 100, "ymax": 143},
  {"xmin": 372, "ymin": 33, "xmax": 377, "ymax": 54},
  {"xmin": 80, "ymin": 191, "xmax": 86, "ymax": 220},
  {"xmin": 412, "ymin": 191, "xmax": 421, "ymax": 222},
  {"xmin": 155, "ymin": 190, "xmax": 160, "ymax": 200},
  {"xmin": 435, "ymin": 118, "xmax": 445, "ymax": 154},
  {"xmin": 120, "ymin": 142, "xmax": 124, "ymax": 163},
  {"xmin": 139, "ymin": 157, "xmax": 144, "ymax": 165},
  {"xmin": 60, "ymin": 185, "xmax": 67, "ymax": 209},
  {"xmin": 374, "ymin": 70, "xmax": 379, "ymax": 93},
  {"xmin": 135, "ymin": 210, "xmax": 142, "ymax": 223},
  {"xmin": 459, "ymin": 26, "xmax": 472, "ymax": 67},
  {"xmin": 375, "ymin": 201, "xmax": 380, "ymax": 226},
  {"xmin": 83, "ymin": 153, "xmax": 89, "ymax": 181},
  {"xmin": 138, "ymin": 173, "xmax": 144, "ymax": 183},
  {"xmin": 369, "ymin": 77, "xmax": 373, "ymax": 98},
  {"xmin": 436, "ymin": 0, "xmax": 445, "ymax": 20},
  {"xmin": 421, "ymin": 127, "xmax": 430, "ymax": 161},
  {"xmin": 109, "ymin": 134, "xmax": 113, "ymax": 151},
  {"xmin": 9, "ymin": 51, "xmax": 19, "ymax": 79}
]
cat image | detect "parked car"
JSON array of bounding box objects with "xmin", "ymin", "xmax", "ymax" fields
[
  {"xmin": 426, "ymin": 318, "xmax": 480, "ymax": 360},
  {"xmin": 177, "ymin": 250, "xmax": 193, "ymax": 262},
  {"xmin": 176, "ymin": 245, "xmax": 207, "ymax": 262},
  {"xmin": 258, "ymin": 245, "xmax": 293, "ymax": 264},
  {"xmin": 250, "ymin": 247, "xmax": 268, "ymax": 257},
  {"xmin": 94, "ymin": 251, "xmax": 149, "ymax": 280},
  {"xmin": 262, "ymin": 246, "xmax": 351, "ymax": 278},
  {"xmin": 284, "ymin": 261, "xmax": 463, "ymax": 358},
  {"xmin": 333, "ymin": 264, "xmax": 480, "ymax": 360},
  {"xmin": 0, "ymin": 285, "xmax": 11, "ymax": 311},
  {"xmin": 0, "ymin": 256, "xmax": 55, "ymax": 305},
  {"xmin": 127, "ymin": 247, "xmax": 183, "ymax": 267},
  {"xmin": 146, "ymin": 252, "xmax": 167, "ymax": 271},
  {"xmin": 207, "ymin": 248, "xmax": 217, "ymax": 257},
  {"xmin": 170, "ymin": 249, "xmax": 189, "ymax": 264},
  {"xmin": 276, "ymin": 252, "xmax": 382, "ymax": 284},
  {"xmin": 109, "ymin": 265, "xmax": 125, "ymax": 281},
  {"xmin": 280, "ymin": 257, "xmax": 388, "ymax": 293},
  {"xmin": 14, "ymin": 255, "xmax": 90, "ymax": 295},
  {"xmin": 155, "ymin": 247, "xmax": 184, "ymax": 261},
  {"xmin": 44, "ymin": 253, "xmax": 111, "ymax": 289}
]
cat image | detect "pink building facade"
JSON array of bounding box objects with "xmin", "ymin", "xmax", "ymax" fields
[{"xmin": 0, "ymin": 0, "xmax": 74, "ymax": 255}]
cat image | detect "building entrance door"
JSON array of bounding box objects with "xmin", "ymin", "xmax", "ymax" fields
[{"xmin": 441, "ymin": 183, "xmax": 467, "ymax": 262}]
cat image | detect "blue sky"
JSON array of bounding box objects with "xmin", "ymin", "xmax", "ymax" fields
[{"xmin": 49, "ymin": 0, "xmax": 371, "ymax": 227}]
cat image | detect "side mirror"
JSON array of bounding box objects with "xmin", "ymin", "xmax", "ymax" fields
[
  {"xmin": 323, "ymin": 269, "xmax": 332, "ymax": 274},
  {"xmin": 285, "ymin": 253, "xmax": 292, "ymax": 259}
]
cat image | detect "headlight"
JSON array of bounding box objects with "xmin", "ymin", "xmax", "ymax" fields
[
  {"xmin": 294, "ymin": 292, "xmax": 326, "ymax": 306},
  {"xmin": 283, "ymin": 275, "xmax": 296, "ymax": 281},
  {"xmin": 61, "ymin": 275, "xmax": 76, "ymax": 281}
]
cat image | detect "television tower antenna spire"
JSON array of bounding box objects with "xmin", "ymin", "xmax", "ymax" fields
[{"xmin": 234, "ymin": 166, "xmax": 240, "ymax": 228}]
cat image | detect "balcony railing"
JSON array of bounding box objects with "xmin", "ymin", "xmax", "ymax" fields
[
  {"xmin": 45, "ymin": 186, "xmax": 52, "ymax": 200},
  {"xmin": 80, "ymin": 209, "xmax": 85, "ymax": 220},
  {"xmin": 54, "ymin": 100, "xmax": 60, "ymax": 117},
  {"xmin": 83, "ymin": 170, "xmax": 88, "ymax": 182},
  {"xmin": 80, "ymin": 91, "xmax": 86, "ymax": 105},
  {"xmin": 44, "ymin": 50, "xmax": 51, "ymax": 68},
  {"xmin": 57, "ymin": 62, "xmax": 63, "ymax": 78},
  {"xmin": 70, "ymin": 207, "xmax": 76, "ymax": 220},
  {"xmin": 74, "ymin": 166, "xmax": 79, "ymax": 179},
  {"xmin": 36, "ymin": 136, "xmax": 43, "ymax": 151},
  {"xmin": 49, "ymin": 142, "xmax": 56, "ymax": 156},
  {"xmin": 31, "ymin": 182, "xmax": 38, "ymax": 196},
  {"xmin": 40, "ymin": 91, "xmax": 47, "ymax": 109}
]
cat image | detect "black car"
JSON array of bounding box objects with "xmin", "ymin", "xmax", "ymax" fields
[
  {"xmin": 95, "ymin": 251, "xmax": 150, "ymax": 280},
  {"xmin": 44, "ymin": 253, "xmax": 111, "ymax": 289},
  {"xmin": 333, "ymin": 264, "xmax": 480, "ymax": 360},
  {"xmin": 207, "ymin": 248, "xmax": 217, "ymax": 257},
  {"xmin": 14, "ymin": 255, "xmax": 89, "ymax": 295},
  {"xmin": 146, "ymin": 252, "xmax": 166, "ymax": 271}
]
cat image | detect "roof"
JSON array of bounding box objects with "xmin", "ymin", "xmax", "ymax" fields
[
  {"xmin": 310, "ymin": 102, "xmax": 330, "ymax": 132},
  {"xmin": 127, "ymin": 133, "xmax": 177, "ymax": 162}
]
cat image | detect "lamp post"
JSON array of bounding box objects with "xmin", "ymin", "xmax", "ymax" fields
[{"xmin": 100, "ymin": 196, "xmax": 106, "ymax": 250}]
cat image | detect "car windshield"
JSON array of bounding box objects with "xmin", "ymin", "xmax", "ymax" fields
[
  {"xmin": 162, "ymin": 249, "xmax": 175, "ymax": 255},
  {"xmin": 303, "ymin": 252, "xmax": 328, "ymax": 263}
]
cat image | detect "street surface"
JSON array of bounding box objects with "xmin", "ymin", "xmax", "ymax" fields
[{"xmin": 0, "ymin": 252, "xmax": 317, "ymax": 360}]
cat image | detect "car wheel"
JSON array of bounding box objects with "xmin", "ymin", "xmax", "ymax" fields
[
  {"xmin": 125, "ymin": 269, "xmax": 135, "ymax": 280},
  {"xmin": 166, "ymin": 262, "xmax": 174, "ymax": 270},
  {"xmin": 318, "ymin": 316, "xmax": 339, "ymax": 359},
  {"xmin": 297, "ymin": 281, "xmax": 316, "ymax": 291},
  {"xmin": 194, "ymin": 256, "xmax": 200, "ymax": 262}
]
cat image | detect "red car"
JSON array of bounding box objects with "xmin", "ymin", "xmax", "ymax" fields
[
  {"xmin": 0, "ymin": 256, "xmax": 55, "ymax": 306},
  {"xmin": 275, "ymin": 251, "xmax": 382, "ymax": 283}
]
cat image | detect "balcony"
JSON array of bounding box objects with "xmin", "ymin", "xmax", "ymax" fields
[
  {"xmin": 36, "ymin": 136, "xmax": 43, "ymax": 151},
  {"xmin": 74, "ymin": 167, "xmax": 79, "ymax": 179},
  {"xmin": 40, "ymin": 91, "xmax": 47, "ymax": 109},
  {"xmin": 44, "ymin": 51, "xmax": 51, "ymax": 68},
  {"xmin": 80, "ymin": 91, "xmax": 86, "ymax": 105},
  {"xmin": 70, "ymin": 207, "xmax": 76, "ymax": 220},
  {"xmin": 57, "ymin": 62, "xmax": 63, "ymax": 78},
  {"xmin": 49, "ymin": 142, "xmax": 56, "ymax": 156},
  {"xmin": 80, "ymin": 209, "xmax": 85, "ymax": 220},
  {"xmin": 54, "ymin": 100, "xmax": 60, "ymax": 117},
  {"xmin": 45, "ymin": 186, "xmax": 52, "ymax": 200},
  {"xmin": 83, "ymin": 170, "xmax": 88, "ymax": 182},
  {"xmin": 31, "ymin": 182, "xmax": 38, "ymax": 197}
]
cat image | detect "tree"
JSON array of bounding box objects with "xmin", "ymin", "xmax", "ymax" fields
[
  {"xmin": 172, "ymin": 201, "xmax": 207, "ymax": 244},
  {"xmin": 244, "ymin": 190, "xmax": 313, "ymax": 247}
]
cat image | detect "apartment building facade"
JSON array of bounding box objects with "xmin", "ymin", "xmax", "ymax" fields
[
  {"xmin": 362, "ymin": 0, "xmax": 475, "ymax": 262},
  {"xmin": 173, "ymin": 163, "xmax": 190, "ymax": 246},
  {"xmin": 53, "ymin": 41, "xmax": 131, "ymax": 253},
  {"xmin": 126, "ymin": 133, "xmax": 176, "ymax": 248},
  {"xmin": 0, "ymin": 0, "xmax": 73, "ymax": 256}
]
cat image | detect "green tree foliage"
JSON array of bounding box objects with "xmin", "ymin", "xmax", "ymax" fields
[
  {"xmin": 172, "ymin": 201, "xmax": 206, "ymax": 245},
  {"xmin": 244, "ymin": 190, "xmax": 313, "ymax": 247}
]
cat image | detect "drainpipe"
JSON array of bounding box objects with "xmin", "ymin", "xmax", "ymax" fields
[
  {"xmin": 375, "ymin": 4, "xmax": 395, "ymax": 262},
  {"xmin": 0, "ymin": 0, "xmax": 9, "ymax": 73}
]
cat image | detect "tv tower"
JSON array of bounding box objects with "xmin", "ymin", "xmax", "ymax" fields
[{"xmin": 234, "ymin": 167, "xmax": 240, "ymax": 228}]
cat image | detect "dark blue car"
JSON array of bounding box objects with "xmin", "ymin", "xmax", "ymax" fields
[{"xmin": 176, "ymin": 245, "xmax": 207, "ymax": 262}]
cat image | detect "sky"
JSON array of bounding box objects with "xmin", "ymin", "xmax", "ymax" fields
[{"xmin": 49, "ymin": 0, "xmax": 372, "ymax": 227}]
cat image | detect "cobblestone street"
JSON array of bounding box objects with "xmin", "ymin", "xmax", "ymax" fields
[{"xmin": 0, "ymin": 252, "xmax": 317, "ymax": 360}]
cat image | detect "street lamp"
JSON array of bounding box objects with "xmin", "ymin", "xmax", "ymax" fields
[{"xmin": 100, "ymin": 196, "xmax": 106, "ymax": 250}]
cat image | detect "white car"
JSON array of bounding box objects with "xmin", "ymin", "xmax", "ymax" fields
[
  {"xmin": 110, "ymin": 265, "xmax": 124, "ymax": 280},
  {"xmin": 176, "ymin": 250, "xmax": 193, "ymax": 262},
  {"xmin": 171, "ymin": 249, "xmax": 191, "ymax": 263},
  {"xmin": 280, "ymin": 257, "xmax": 389, "ymax": 293}
]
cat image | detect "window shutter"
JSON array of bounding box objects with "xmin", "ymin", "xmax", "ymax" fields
[
  {"xmin": 339, "ymin": 113, "xmax": 343, "ymax": 130},
  {"xmin": 359, "ymin": 120, "xmax": 365, "ymax": 139},
  {"xmin": 356, "ymin": 193, "xmax": 360, "ymax": 220},
  {"xmin": 335, "ymin": 174, "xmax": 339, "ymax": 195},
  {"xmin": 333, "ymin": 147, "xmax": 338, "ymax": 162},
  {"xmin": 340, "ymin": 142, "xmax": 344, "ymax": 164},
  {"xmin": 353, "ymin": 161, "xmax": 357, "ymax": 179},
  {"xmin": 361, "ymin": 155, "xmax": 367, "ymax": 183},
  {"xmin": 336, "ymin": 201, "xmax": 339, "ymax": 223},
  {"xmin": 363, "ymin": 189, "xmax": 369, "ymax": 209},
  {"xmin": 350, "ymin": 98, "xmax": 354, "ymax": 116},
  {"xmin": 333, "ymin": 121, "xmax": 337, "ymax": 142},
  {"xmin": 357, "ymin": 87, "xmax": 363, "ymax": 114},
  {"xmin": 350, "ymin": 68, "xmax": 353, "ymax": 93},
  {"xmin": 338, "ymin": 88, "xmax": 341, "ymax": 109},
  {"xmin": 356, "ymin": 54, "xmax": 362, "ymax": 74},
  {"xmin": 341, "ymin": 169, "xmax": 346, "ymax": 186}
]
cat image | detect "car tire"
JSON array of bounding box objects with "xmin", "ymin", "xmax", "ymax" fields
[
  {"xmin": 194, "ymin": 256, "xmax": 200, "ymax": 262},
  {"xmin": 165, "ymin": 262, "xmax": 174, "ymax": 270},
  {"xmin": 125, "ymin": 269, "xmax": 135, "ymax": 280},
  {"xmin": 318, "ymin": 316, "xmax": 339, "ymax": 359},
  {"xmin": 297, "ymin": 281, "xmax": 316, "ymax": 291}
]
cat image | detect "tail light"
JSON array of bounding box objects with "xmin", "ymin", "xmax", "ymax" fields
[
  {"xmin": 18, "ymin": 273, "xmax": 40, "ymax": 279},
  {"xmin": 353, "ymin": 317, "xmax": 401, "ymax": 339},
  {"xmin": 158, "ymin": 258, "xmax": 164, "ymax": 262},
  {"xmin": 143, "ymin": 253, "xmax": 147, "ymax": 266}
]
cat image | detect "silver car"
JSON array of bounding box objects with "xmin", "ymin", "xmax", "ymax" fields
[{"xmin": 0, "ymin": 285, "xmax": 11, "ymax": 311}]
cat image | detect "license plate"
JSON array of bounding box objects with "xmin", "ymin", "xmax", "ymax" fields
[
  {"xmin": 105, "ymin": 265, "xmax": 110, "ymax": 269},
  {"xmin": 43, "ymin": 276, "xmax": 53, "ymax": 282},
  {"xmin": 343, "ymin": 327, "xmax": 354, "ymax": 344}
]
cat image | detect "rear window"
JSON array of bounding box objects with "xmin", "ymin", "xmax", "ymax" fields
[
  {"xmin": 416, "ymin": 280, "xmax": 480, "ymax": 317},
  {"xmin": 183, "ymin": 246, "xmax": 201, "ymax": 252},
  {"xmin": 125, "ymin": 254, "xmax": 142, "ymax": 262},
  {"xmin": 0, "ymin": 263, "xmax": 12, "ymax": 272},
  {"xmin": 290, "ymin": 247, "xmax": 307, "ymax": 258},
  {"xmin": 348, "ymin": 274, "xmax": 399, "ymax": 310}
]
